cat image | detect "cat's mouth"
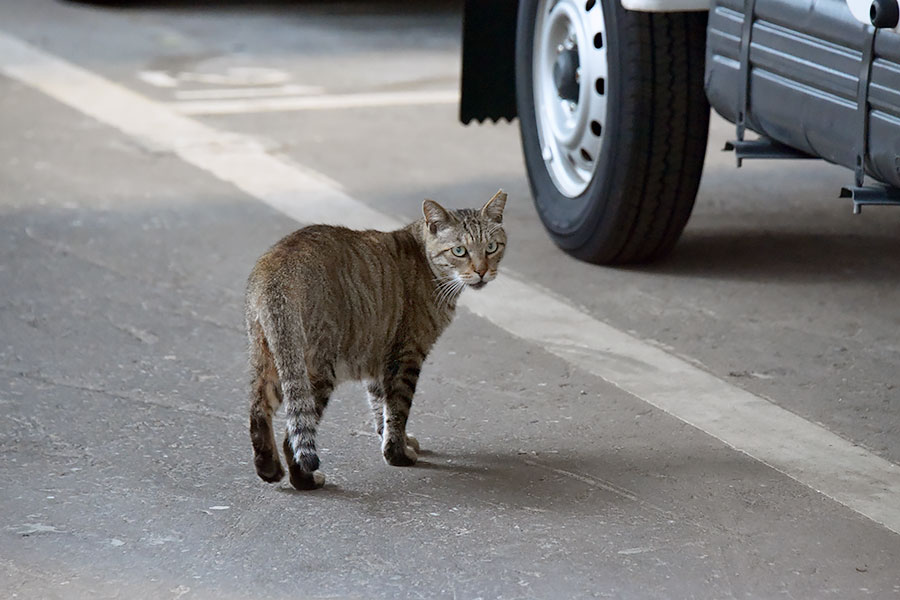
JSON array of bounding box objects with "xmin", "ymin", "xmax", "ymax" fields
[{"xmin": 468, "ymin": 281, "xmax": 487, "ymax": 290}]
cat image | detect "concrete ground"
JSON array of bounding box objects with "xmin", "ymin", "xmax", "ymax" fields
[{"xmin": 1, "ymin": 1, "xmax": 899, "ymax": 598}]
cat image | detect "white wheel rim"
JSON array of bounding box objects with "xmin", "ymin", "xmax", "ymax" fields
[{"xmin": 533, "ymin": 0, "xmax": 609, "ymax": 198}]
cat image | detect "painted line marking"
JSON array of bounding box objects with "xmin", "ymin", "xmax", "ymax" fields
[
  {"xmin": 175, "ymin": 66, "xmax": 290, "ymax": 86},
  {"xmin": 139, "ymin": 67, "xmax": 294, "ymax": 89},
  {"xmin": 173, "ymin": 84, "xmax": 325, "ymax": 101},
  {"xmin": 464, "ymin": 279, "xmax": 900, "ymax": 534},
  {"xmin": 137, "ymin": 70, "xmax": 177, "ymax": 88},
  {"xmin": 2, "ymin": 31, "xmax": 900, "ymax": 535},
  {"xmin": 168, "ymin": 89, "xmax": 460, "ymax": 115},
  {"xmin": 0, "ymin": 34, "xmax": 396, "ymax": 232}
]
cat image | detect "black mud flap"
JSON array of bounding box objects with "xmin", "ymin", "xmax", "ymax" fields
[{"xmin": 459, "ymin": 0, "xmax": 519, "ymax": 124}]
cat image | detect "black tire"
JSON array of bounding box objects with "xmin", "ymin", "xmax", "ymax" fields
[{"xmin": 516, "ymin": 1, "xmax": 710, "ymax": 264}]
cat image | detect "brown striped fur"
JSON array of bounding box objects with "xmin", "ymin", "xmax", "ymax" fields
[{"xmin": 245, "ymin": 190, "xmax": 507, "ymax": 489}]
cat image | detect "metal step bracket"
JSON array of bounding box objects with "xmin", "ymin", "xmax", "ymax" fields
[
  {"xmin": 840, "ymin": 184, "xmax": 900, "ymax": 214},
  {"xmin": 841, "ymin": 12, "xmax": 900, "ymax": 214},
  {"xmin": 735, "ymin": 0, "xmax": 758, "ymax": 142},
  {"xmin": 723, "ymin": 137, "xmax": 816, "ymax": 167}
]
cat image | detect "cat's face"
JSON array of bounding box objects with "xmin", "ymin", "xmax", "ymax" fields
[{"xmin": 422, "ymin": 190, "xmax": 507, "ymax": 294}]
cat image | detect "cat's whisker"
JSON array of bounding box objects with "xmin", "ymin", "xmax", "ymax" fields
[
  {"xmin": 449, "ymin": 278, "xmax": 466, "ymax": 303},
  {"xmin": 433, "ymin": 283, "xmax": 445, "ymax": 304},
  {"xmin": 434, "ymin": 276, "xmax": 465, "ymax": 308},
  {"xmin": 432, "ymin": 273, "xmax": 457, "ymax": 289},
  {"xmin": 434, "ymin": 275, "xmax": 455, "ymax": 293},
  {"xmin": 435, "ymin": 280, "xmax": 455, "ymax": 308},
  {"xmin": 433, "ymin": 281, "xmax": 450, "ymax": 307}
]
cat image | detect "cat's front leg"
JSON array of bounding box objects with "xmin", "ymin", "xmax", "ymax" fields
[
  {"xmin": 382, "ymin": 403, "xmax": 418, "ymax": 467},
  {"xmin": 380, "ymin": 358, "xmax": 423, "ymax": 467},
  {"xmin": 368, "ymin": 381, "xmax": 420, "ymax": 453}
]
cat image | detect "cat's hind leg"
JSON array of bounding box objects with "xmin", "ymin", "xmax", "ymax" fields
[{"xmin": 248, "ymin": 321, "xmax": 285, "ymax": 483}]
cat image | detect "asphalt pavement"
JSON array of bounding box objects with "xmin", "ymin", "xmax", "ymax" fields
[{"xmin": 2, "ymin": 1, "xmax": 900, "ymax": 598}]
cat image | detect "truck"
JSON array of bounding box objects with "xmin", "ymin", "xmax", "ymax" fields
[{"xmin": 460, "ymin": 0, "xmax": 900, "ymax": 263}]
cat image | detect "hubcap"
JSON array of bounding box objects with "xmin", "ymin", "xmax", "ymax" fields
[
  {"xmin": 533, "ymin": 0, "xmax": 609, "ymax": 197},
  {"xmin": 553, "ymin": 48, "xmax": 580, "ymax": 103}
]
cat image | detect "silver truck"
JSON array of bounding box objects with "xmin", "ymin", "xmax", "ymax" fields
[{"xmin": 460, "ymin": 0, "xmax": 900, "ymax": 263}]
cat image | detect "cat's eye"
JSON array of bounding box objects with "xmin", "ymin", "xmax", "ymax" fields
[
  {"xmin": 486, "ymin": 241, "xmax": 499, "ymax": 254},
  {"xmin": 451, "ymin": 246, "xmax": 467, "ymax": 257}
]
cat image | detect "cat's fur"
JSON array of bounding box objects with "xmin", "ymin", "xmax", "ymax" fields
[{"xmin": 245, "ymin": 190, "xmax": 507, "ymax": 489}]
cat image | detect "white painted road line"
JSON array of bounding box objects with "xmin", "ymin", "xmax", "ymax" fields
[
  {"xmin": 0, "ymin": 34, "xmax": 397, "ymax": 233},
  {"xmin": 137, "ymin": 69, "xmax": 177, "ymax": 88},
  {"xmin": 173, "ymin": 84, "xmax": 325, "ymax": 101},
  {"xmin": 3, "ymin": 31, "xmax": 900, "ymax": 535},
  {"xmin": 463, "ymin": 278, "xmax": 900, "ymax": 534},
  {"xmin": 169, "ymin": 89, "xmax": 460, "ymax": 115}
]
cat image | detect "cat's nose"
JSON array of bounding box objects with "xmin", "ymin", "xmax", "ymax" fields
[{"xmin": 474, "ymin": 265, "xmax": 487, "ymax": 278}]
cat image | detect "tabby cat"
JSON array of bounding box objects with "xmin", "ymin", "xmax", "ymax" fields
[{"xmin": 245, "ymin": 190, "xmax": 507, "ymax": 489}]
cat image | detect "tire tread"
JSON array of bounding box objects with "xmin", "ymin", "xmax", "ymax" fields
[
  {"xmin": 517, "ymin": 3, "xmax": 709, "ymax": 265},
  {"xmin": 610, "ymin": 12, "xmax": 709, "ymax": 264}
]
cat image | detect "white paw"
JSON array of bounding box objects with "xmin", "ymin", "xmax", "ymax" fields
[
  {"xmin": 312, "ymin": 470, "xmax": 326, "ymax": 488},
  {"xmin": 406, "ymin": 434, "xmax": 420, "ymax": 453}
]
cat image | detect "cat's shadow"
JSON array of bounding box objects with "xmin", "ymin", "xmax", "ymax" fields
[
  {"xmin": 272, "ymin": 449, "xmax": 488, "ymax": 499},
  {"xmin": 282, "ymin": 447, "xmax": 754, "ymax": 518}
]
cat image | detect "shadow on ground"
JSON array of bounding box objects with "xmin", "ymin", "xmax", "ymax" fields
[
  {"xmin": 265, "ymin": 445, "xmax": 761, "ymax": 523},
  {"xmin": 642, "ymin": 227, "xmax": 900, "ymax": 284}
]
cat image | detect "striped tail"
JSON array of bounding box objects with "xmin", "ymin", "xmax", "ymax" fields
[
  {"xmin": 252, "ymin": 299, "xmax": 328, "ymax": 489},
  {"xmin": 284, "ymin": 381, "xmax": 320, "ymax": 473}
]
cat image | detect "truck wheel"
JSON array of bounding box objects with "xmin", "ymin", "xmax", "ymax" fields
[{"xmin": 516, "ymin": 0, "xmax": 710, "ymax": 264}]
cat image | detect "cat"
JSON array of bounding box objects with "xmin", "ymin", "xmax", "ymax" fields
[{"xmin": 245, "ymin": 190, "xmax": 507, "ymax": 489}]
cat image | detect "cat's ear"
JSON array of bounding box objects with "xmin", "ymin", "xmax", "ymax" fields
[
  {"xmin": 481, "ymin": 189, "xmax": 507, "ymax": 224},
  {"xmin": 423, "ymin": 199, "xmax": 452, "ymax": 234}
]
